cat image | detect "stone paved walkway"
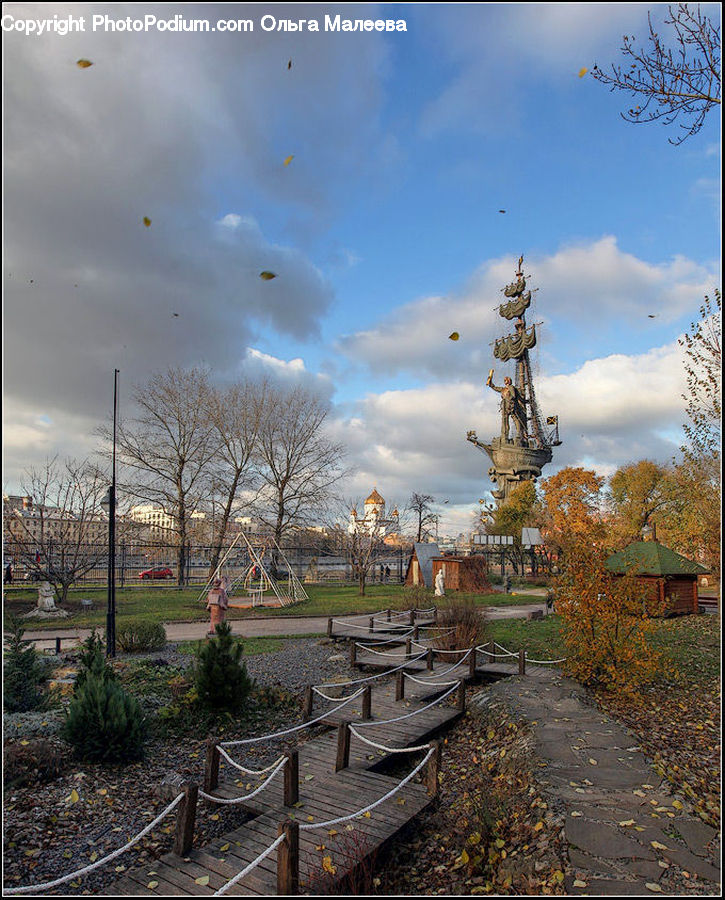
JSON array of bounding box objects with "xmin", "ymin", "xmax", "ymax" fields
[{"xmin": 487, "ymin": 668, "xmax": 720, "ymax": 895}]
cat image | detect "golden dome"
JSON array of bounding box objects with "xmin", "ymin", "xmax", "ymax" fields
[{"xmin": 365, "ymin": 487, "xmax": 385, "ymax": 505}]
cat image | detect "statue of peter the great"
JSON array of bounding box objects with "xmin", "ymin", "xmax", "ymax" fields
[{"xmin": 486, "ymin": 369, "xmax": 527, "ymax": 445}]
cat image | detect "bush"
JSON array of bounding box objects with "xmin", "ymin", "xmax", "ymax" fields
[
  {"xmin": 3, "ymin": 616, "xmax": 47, "ymax": 712},
  {"xmin": 434, "ymin": 598, "xmax": 487, "ymax": 651},
  {"xmin": 117, "ymin": 622, "xmax": 167, "ymax": 653},
  {"xmin": 74, "ymin": 630, "xmax": 115, "ymax": 695},
  {"xmin": 62, "ymin": 673, "xmax": 146, "ymax": 762},
  {"xmin": 4, "ymin": 738, "xmax": 69, "ymax": 788},
  {"xmin": 194, "ymin": 622, "xmax": 255, "ymax": 712},
  {"xmin": 403, "ymin": 584, "xmax": 434, "ymax": 607}
]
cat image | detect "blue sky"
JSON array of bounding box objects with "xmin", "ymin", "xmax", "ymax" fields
[{"xmin": 3, "ymin": 2, "xmax": 721, "ymax": 535}]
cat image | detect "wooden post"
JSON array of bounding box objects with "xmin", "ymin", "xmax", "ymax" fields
[
  {"xmin": 427, "ymin": 648, "xmax": 434, "ymax": 671},
  {"xmin": 488, "ymin": 640, "xmax": 496, "ymax": 664},
  {"xmin": 174, "ymin": 782, "xmax": 198, "ymax": 856},
  {"xmin": 405, "ymin": 637, "xmax": 412, "ymax": 660},
  {"xmin": 518, "ymin": 648, "xmax": 526, "ymax": 676},
  {"xmin": 369, "ymin": 616, "xmax": 374, "ymax": 633},
  {"xmin": 284, "ymin": 751, "xmax": 299, "ymax": 806},
  {"xmin": 387, "ymin": 608, "xmax": 391, "ymax": 621},
  {"xmin": 277, "ymin": 819, "xmax": 299, "ymax": 896},
  {"xmin": 426, "ymin": 740, "xmax": 442, "ymax": 797},
  {"xmin": 413, "ymin": 625, "xmax": 419, "ymax": 641},
  {"xmin": 362, "ymin": 685, "xmax": 372, "ymax": 720},
  {"xmin": 327, "ymin": 617, "xmax": 333, "ymax": 638},
  {"xmin": 350, "ymin": 641, "xmax": 358, "ymax": 666},
  {"xmin": 396, "ymin": 669, "xmax": 405, "ymax": 701},
  {"xmin": 469, "ymin": 646, "xmax": 477, "ymax": 679},
  {"xmin": 456, "ymin": 680, "xmax": 466, "ymax": 712},
  {"xmin": 204, "ymin": 739, "xmax": 220, "ymax": 792},
  {"xmin": 302, "ymin": 685, "xmax": 313, "ymax": 720},
  {"xmin": 335, "ymin": 721, "xmax": 351, "ymax": 771},
  {"xmin": 55, "ymin": 636, "xmax": 62, "ymax": 655},
  {"xmin": 409, "ymin": 609, "xmax": 415, "ymax": 625}
]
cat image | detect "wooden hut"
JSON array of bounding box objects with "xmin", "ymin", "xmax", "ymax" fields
[
  {"xmin": 605, "ymin": 541, "xmax": 708, "ymax": 616},
  {"xmin": 431, "ymin": 555, "xmax": 493, "ymax": 594},
  {"xmin": 405, "ymin": 542, "xmax": 440, "ymax": 587}
]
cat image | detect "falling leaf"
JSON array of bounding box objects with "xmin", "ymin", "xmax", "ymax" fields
[
  {"xmin": 259, "ymin": 271, "xmax": 277, "ymax": 280},
  {"xmin": 363, "ymin": 811, "xmax": 371, "ymax": 818},
  {"xmin": 288, "ymin": 59, "xmax": 292, "ymax": 69},
  {"xmin": 498, "ymin": 209, "xmax": 506, "ymax": 214},
  {"xmin": 307, "ymin": 816, "xmax": 314, "ymax": 822},
  {"xmin": 448, "ymin": 332, "xmax": 460, "ymax": 341},
  {"xmin": 195, "ymin": 876, "xmax": 210, "ymax": 886},
  {"xmin": 578, "ymin": 67, "xmax": 588, "ymax": 78},
  {"xmin": 143, "ymin": 217, "xmax": 151, "ymax": 227},
  {"xmin": 20, "ymin": 740, "xmax": 29, "ymax": 746},
  {"xmin": 77, "ymin": 59, "xmax": 93, "ymax": 68},
  {"xmin": 533, "ymin": 821, "xmax": 544, "ymax": 832},
  {"xmin": 283, "ymin": 155, "xmax": 294, "ymax": 166},
  {"xmin": 210, "ymin": 813, "xmax": 219, "ymax": 821}
]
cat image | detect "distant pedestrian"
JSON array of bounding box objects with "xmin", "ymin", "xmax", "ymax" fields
[
  {"xmin": 385, "ymin": 565, "xmax": 391, "ymax": 583},
  {"xmin": 503, "ymin": 574, "xmax": 511, "ymax": 594},
  {"xmin": 4, "ymin": 562, "xmax": 13, "ymax": 585}
]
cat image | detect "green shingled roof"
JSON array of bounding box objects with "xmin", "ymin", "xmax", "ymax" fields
[{"xmin": 605, "ymin": 541, "xmax": 709, "ymax": 577}]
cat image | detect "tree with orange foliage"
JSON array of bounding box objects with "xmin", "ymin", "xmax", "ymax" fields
[
  {"xmin": 555, "ymin": 541, "xmax": 669, "ymax": 690},
  {"xmin": 539, "ymin": 466, "xmax": 606, "ymax": 555}
]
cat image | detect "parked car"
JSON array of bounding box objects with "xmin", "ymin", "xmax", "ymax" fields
[{"xmin": 139, "ymin": 567, "xmax": 173, "ymax": 580}]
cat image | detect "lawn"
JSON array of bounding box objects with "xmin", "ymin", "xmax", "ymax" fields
[
  {"xmin": 2, "ymin": 583, "xmax": 541, "ymax": 631},
  {"xmin": 175, "ymin": 633, "xmax": 323, "ymax": 656}
]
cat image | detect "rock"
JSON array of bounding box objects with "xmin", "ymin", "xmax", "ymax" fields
[{"xmin": 328, "ymin": 653, "xmax": 346, "ymax": 662}]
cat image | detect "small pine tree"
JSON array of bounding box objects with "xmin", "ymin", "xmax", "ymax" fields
[
  {"xmin": 194, "ymin": 622, "xmax": 255, "ymax": 712},
  {"xmin": 62, "ymin": 673, "xmax": 146, "ymax": 762},
  {"xmin": 74, "ymin": 629, "xmax": 115, "ymax": 694},
  {"xmin": 3, "ymin": 616, "xmax": 46, "ymax": 713}
]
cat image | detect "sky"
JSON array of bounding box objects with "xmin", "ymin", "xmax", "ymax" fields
[{"xmin": 2, "ymin": 2, "xmax": 721, "ymax": 536}]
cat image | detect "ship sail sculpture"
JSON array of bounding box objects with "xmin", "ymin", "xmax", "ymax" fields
[{"xmin": 467, "ymin": 256, "xmax": 561, "ymax": 505}]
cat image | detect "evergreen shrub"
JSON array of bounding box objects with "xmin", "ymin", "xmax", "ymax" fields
[
  {"xmin": 3, "ymin": 616, "xmax": 47, "ymax": 713},
  {"xmin": 194, "ymin": 622, "xmax": 255, "ymax": 712}
]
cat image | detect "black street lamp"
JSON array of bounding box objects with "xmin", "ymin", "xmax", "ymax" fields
[{"xmin": 101, "ymin": 369, "xmax": 119, "ymax": 657}]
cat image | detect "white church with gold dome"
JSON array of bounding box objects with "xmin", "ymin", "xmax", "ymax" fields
[{"xmin": 348, "ymin": 488, "xmax": 399, "ymax": 536}]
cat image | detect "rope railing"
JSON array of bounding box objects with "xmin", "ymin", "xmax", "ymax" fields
[
  {"xmin": 404, "ymin": 672, "xmax": 461, "ymax": 688},
  {"xmin": 526, "ymin": 655, "xmax": 567, "ymax": 665},
  {"xmin": 217, "ymin": 745, "xmax": 285, "ymax": 776},
  {"xmin": 311, "ymin": 652, "xmax": 427, "ymax": 690},
  {"xmin": 298, "ymin": 747, "xmax": 435, "ymax": 831},
  {"xmin": 213, "ymin": 832, "xmax": 286, "ymax": 896},
  {"xmin": 3, "ymin": 793, "xmax": 185, "ymax": 895},
  {"xmin": 348, "ymin": 727, "xmax": 432, "ymax": 754},
  {"xmin": 353, "ymin": 683, "xmax": 459, "ymax": 728},
  {"xmin": 220, "ymin": 688, "xmax": 365, "ymax": 748},
  {"xmin": 199, "ymin": 757, "xmax": 286, "ymax": 805}
]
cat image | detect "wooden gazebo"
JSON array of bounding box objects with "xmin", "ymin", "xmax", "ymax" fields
[{"xmin": 605, "ymin": 541, "xmax": 709, "ymax": 616}]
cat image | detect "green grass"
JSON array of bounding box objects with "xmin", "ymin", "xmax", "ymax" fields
[
  {"xmin": 2, "ymin": 584, "xmax": 541, "ymax": 631},
  {"xmin": 487, "ymin": 614, "xmax": 565, "ymax": 661},
  {"xmin": 175, "ymin": 633, "xmax": 323, "ymax": 657}
]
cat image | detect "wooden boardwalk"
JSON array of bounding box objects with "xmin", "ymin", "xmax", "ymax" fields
[{"xmin": 106, "ymin": 650, "xmax": 464, "ymax": 896}]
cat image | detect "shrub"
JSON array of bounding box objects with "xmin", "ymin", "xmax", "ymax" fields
[
  {"xmin": 117, "ymin": 622, "xmax": 167, "ymax": 653},
  {"xmin": 4, "ymin": 738, "xmax": 69, "ymax": 788},
  {"xmin": 3, "ymin": 616, "xmax": 47, "ymax": 712},
  {"xmin": 194, "ymin": 622, "xmax": 255, "ymax": 712},
  {"xmin": 434, "ymin": 597, "xmax": 487, "ymax": 652},
  {"xmin": 403, "ymin": 583, "xmax": 434, "ymax": 607},
  {"xmin": 62, "ymin": 673, "xmax": 146, "ymax": 762},
  {"xmin": 74, "ymin": 629, "xmax": 115, "ymax": 695}
]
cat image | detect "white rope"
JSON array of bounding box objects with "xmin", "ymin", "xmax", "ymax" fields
[
  {"xmin": 299, "ymin": 747, "xmax": 434, "ymax": 830},
  {"xmin": 353, "ymin": 683, "xmax": 459, "ymax": 727},
  {"xmin": 494, "ymin": 642, "xmax": 518, "ymax": 657},
  {"xmin": 3, "ymin": 793, "xmax": 184, "ymax": 895},
  {"xmin": 220, "ymin": 688, "xmax": 364, "ymax": 747},
  {"xmin": 414, "ymin": 606, "xmax": 437, "ymax": 613},
  {"xmin": 349, "ymin": 727, "xmax": 432, "ymax": 754},
  {"xmin": 312, "ymin": 685, "xmax": 366, "ymax": 702},
  {"xmin": 526, "ymin": 656, "xmax": 567, "ymax": 665},
  {"xmin": 313, "ymin": 652, "xmax": 427, "ymax": 689},
  {"xmin": 198, "ymin": 758, "xmax": 286, "ymax": 805},
  {"xmin": 404, "ymin": 672, "xmax": 461, "ymax": 687},
  {"xmin": 475, "ymin": 644, "xmax": 497, "ymax": 658},
  {"xmin": 355, "ymin": 643, "xmax": 411, "ymax": 657},
  {"xmin": 359, "ymin": 631, "xmax": 414, "ymax": 646},
  {"xmin": 213, "ymin": 833, "xmax": 286, "ymax": 896},
  {"xmin": 332, "ymin": 619, "xmax": 376, "ymax": 631},
  {"xmin": 428, "ymin": 646, "xmax": 473, "ymax": 655},
  {"xmin": 217, "ymin": 745, "xmax": 285, "ymax": 776}
]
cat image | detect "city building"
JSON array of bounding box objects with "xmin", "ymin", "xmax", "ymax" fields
[{"xmin": 348, "ymin": 488, "xmax": 399, "ymax": 537}]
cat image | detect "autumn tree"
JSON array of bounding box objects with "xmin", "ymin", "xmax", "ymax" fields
[
  {"xmin": 254, "ymin": 384, "xmax": 345, "ymax": 574},
  {"xmin": 488, "ymin": 481, "xmax": 538, "ymax": 573},
  {"xmin": 556, "ymin": 541, "xmax": 668, "ymax": 690},
  {"xmin": 110, "ymin": 367, "xmax": 219, "ymax": 586},
  {"xmin": 592, "ymin": 4, "xmax": 721, "ymax": 144},
  {"xmin": 539, "ymin": 467, "xmax": 606, "ymax": 556},
  {"xmin": 607, "ymin": 459, "xmax": 671, "ymax": 545},
  {"xmin": 679, "ymin": 289, "xmax": 721, "ymax": 460},
  {"xmin": 409, "ymin": 492, "xmax": 436, "ymax": 542},
  {"xmin": 6, "ymin": 458, "xmax": 111, "ymax": 603}
]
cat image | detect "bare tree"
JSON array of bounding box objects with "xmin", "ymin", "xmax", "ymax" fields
[
  {"xmin": 254, "ymin": 384, "xmax": 345, "ymax": 573},
  {"xmin": 5, "ymin": 458, "xmax": 109, "ymax": 603},
  {"xmin": 108, "ymin": 367, "xmax": 219, "ymax": 586},
  {"xmin": 408, "ymin": 492, "xmax": 436, "ymax": 542},
  {"xmin": 679, "ymin": 289, "xmax": 721, "ymax": 459},
  {"xmin": 592, "ymin": 4, "xmax": 720, "ymax": 144},
  {"xmin": 205, "ymin": 378, "xmax": 269, "ymax": 575}
]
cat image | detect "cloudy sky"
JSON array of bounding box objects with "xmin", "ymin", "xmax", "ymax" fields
[{"xmin": 3, "ymin": 2, "xmax": 721, "ymax": 535}]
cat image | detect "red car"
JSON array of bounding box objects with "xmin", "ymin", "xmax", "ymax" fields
[{"xmin": 139, "ymin": 567, "xmax": 173, "ymax": 580}]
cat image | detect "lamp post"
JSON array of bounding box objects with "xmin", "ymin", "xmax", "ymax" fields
[{"xmin": 101, "ymin": 369, "xmax": 119, "ymax": 657}]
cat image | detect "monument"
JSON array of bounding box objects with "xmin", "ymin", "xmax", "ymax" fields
[
  {"xmin": 22, "ymin": 581, "xmax": 70, "ymax": 619},
  {"xmin": 467, "ymin": 256, "xmax": 561, "ymax": 505}
]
